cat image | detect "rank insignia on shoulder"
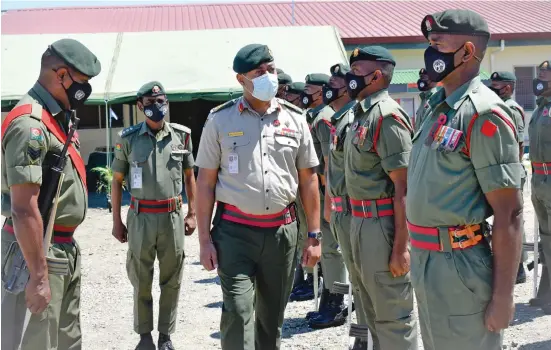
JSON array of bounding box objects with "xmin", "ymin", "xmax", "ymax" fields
[
  {"xmin": 211, "ymin": 99, "xmax": 237, "ymax": 114},
  {"xmin": 121, "ymin": 124, "xmax": 140, "ymax": 138}
]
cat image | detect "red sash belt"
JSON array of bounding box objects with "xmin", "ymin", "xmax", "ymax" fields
[
  {"xmin": 3, "ymin": 221, "xmax": 76, "ymax": 244},
  {"xmin": 349, "ymin": 198, "xmax": 394, "ymax": 218},
  {"xmin": 330, "ymin": 196, "xmax": 349, "ymax": 213},
  {"xmin": 532, "ymin": 162, "xmax": 551, "ymax": 175},
  {"xmin": 220, "ymin": 203, "xmax": 297, "ymax": 228},
  {"xmin": 407, "ymin": 221, "xmax": 483, "ymax": 251},
  {"xmin": 130, "ymin": 195, "xmax": 182, "ymax": 213}
]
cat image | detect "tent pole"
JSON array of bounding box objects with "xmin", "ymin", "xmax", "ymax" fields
[{"xmin": 105, "ymin": 100, "xmax": 111, "ymax": 169}]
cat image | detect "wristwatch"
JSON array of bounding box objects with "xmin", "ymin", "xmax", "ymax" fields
[{"xmin": 307, "ymin": 231, "xmax": 323, "ymax": 241}]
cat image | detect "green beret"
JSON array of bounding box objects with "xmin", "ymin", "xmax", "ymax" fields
[
  {"xmin": 421, "ymin": 9, "xmax": 490, "ymax": 39},
  {"xmin": 276, "ymin": 68, "xmax": 285, "ymax": 74},
  {"xmin": 539, "ymin": 60, "xmax": 550, "ymax": 70},
  {"xmin": 305, "ymin": 73, "xmax": 330, "ymax": 86},
  {"xmin": 137, "ymin": 81, "xmax": 166, "ymax": 98},
  {"xmin": 349, "ymin": 46, "xmax": 396, "ymax": 66},
  {"xmin": 419, "ymin": 68, "xmax": 428, "ymax": 75},
  {"xmin": 49, "ymin": 38, "xmax": 101, "ymax": 77},
  {"xmin": 490, "ymin": 71, "xmax": 516, "ymax": 82},
  {"xmin": 285, "ymin": 82, "xmax": 306, "ymax": 95},
  {"xmin": 233, "ymin": 44, "xmax": 274, "ymax": 74},
  {"xmin": 330, "ymin": 63, "xmax": 350, "ymax": 78},
  {"xmin": 278, "ymin": 73, "xmax": 292, "ymax": 85}
]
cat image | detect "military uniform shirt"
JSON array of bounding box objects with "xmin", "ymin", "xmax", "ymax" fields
[
  {"xmin": 1, "ymin": 82, "xmax": 87, "ymax": 227},
  {"xmin": 415, "ymin": 87, "xmax": 439, "ymax": 133},
  {"xmin": 112, "ymin": 121, "xmax": 194, "ymax": 200},
  {"xmin": 529, "ymin": 96, "xmax": 551, "ymax": 163},
  {"xmin": 406, "ymin": 76, "xmax": 522, "ymax": 227},
  {"xmin": 309, "ymin": 105, "xmax": 334, "ymax": 172},
  {"xmin": 504, "ymin": 97, "xmax": 525, "ymax": 145},
  {"xmin": 328, "ymin": 103, "xmax": 355, "ymax": 197},
  {"xmin": 344, "ymin": 89, "xmax": 413, "ymax": 200},
  {"xmin": 195, "ymin": 97, "xmax": 319, "ymax": 215}
]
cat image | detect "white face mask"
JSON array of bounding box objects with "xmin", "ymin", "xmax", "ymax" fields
[{"xmin": 243, "ymin": 73, "xmax": 279, "ymax": 102}]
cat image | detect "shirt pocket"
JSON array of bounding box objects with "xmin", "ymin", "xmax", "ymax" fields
[
  {"xmin": 169, "ymin": 152, "xmax": 184, "ymax": 181},
  {"xmin": 220, "ymin": 135, "xmax": 251, "ymax": 172},
  {"xmin": 128, "ymin": 152, "xmax": 149, "ymax": 193}
]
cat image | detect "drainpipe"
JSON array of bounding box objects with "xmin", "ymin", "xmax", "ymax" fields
[{"xmin": 490, "ymin": 39, "xmax": 505, "ymax": 74}]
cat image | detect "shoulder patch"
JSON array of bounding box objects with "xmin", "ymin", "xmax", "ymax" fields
[
  {"xmin": 170, "ymin": 123, "xmax": 191, "ymax": 134},
  {"xmin": 119, "ymin": 123, "xmax": 141, "ymax": 138},
  {"xmin": 278, "ymin": 98, "xmax": 304, "ymax": 114},
  {"xmin": 211, "ymin": 99, "xmax": 238, "ymax": 114}
]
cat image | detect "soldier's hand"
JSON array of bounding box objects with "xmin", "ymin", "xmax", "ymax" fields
[
  {"xmin": 112, "ymin": 221, "xmax": 128, "ymax": 243},
  {"xmin": 485, "ymin": 296, "xmax": 514, "ymax": 332},
  {"xmin": 25, "ymin": 274, "xmax": 51, "ymax": 314},
  {"xmin": 302, "ymin": 238, "xmax": 321, "ymax": 268},
  {"xmin": 389, "ymin": 249, "xmax": 410, "ymax": 277},
  {"xmin": 184, "ymin": 214, "xmax": 197, "ymax": 236},
  {"xmin": 200, "ymin": 241, "xmax": 218, "ymax": 271}
]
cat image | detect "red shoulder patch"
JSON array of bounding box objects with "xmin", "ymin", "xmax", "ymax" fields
[{"xmin": 480, "ymin": 120, "xmax": 497, "ymax": 137}]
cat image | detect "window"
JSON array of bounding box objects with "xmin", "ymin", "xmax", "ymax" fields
[{"xmin": 514, "ymin": 66, "xmax": 536, "ymax": 111}]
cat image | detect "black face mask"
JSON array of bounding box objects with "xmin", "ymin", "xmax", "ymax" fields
[
  {"xmin": 417, "ymin": 79, "xmax": 432, "ymax": 92},
  {"xmin": 322, "ymin": 85, "xmax": 344, "ymax": 105},
  {"xmin": 533, "ymin": 78, "xmax": 550, "ymax": 96},
  {"xmin": 423, "ymin": 45, "xmax": 465, "ymax": 83},
  {"xmin": 58, "ymin": 70, "xmax": 92, "ymax": 110},
  {"xmin": 301, "ymin": 91, "xmax": 320, "ymax": 108},
  {"xmin": 143, "ymin": 102, "xmax": 168, "ymax": 122},
  {"xmin": 489, "ymin": 86, "xmax": 505, "ymax": 98},
  {"xmin": 345, "ymin": 71, "xmax": 374, "ymax": 100}
]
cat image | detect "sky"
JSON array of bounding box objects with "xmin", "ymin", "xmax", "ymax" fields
[{"xmin": 0, "ymin": 0, "xmax": 291, "ymax": 11}]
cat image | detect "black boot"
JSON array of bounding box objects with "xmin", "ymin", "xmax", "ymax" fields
[
  {"xmin": 290, "ymin": 273, "xmax": 317, "ymax": 301},
  {"xmin": 351, "ymin": 337, "xmax": 368, "ymax": 350},
  {"xmin": 306, "ymin": 288, "xmax": 330, "ymax": 320},
  {"xmin": 308, "ymin": 293, "xmax": 347, "ymax": 329},
  {"xmin": 135, "ymin": 333, "xmax": 155, "ymax": 350},
  {"xmin": 530, "ymin": 264, "xmax": 551, "ymax": 307},
  {"xmin": 158, "ymin": 333, "xmax": 175, "ymax": 350},
  {"xmin": 516, "ymin": 263, "xmax": 527, "ymax": 284}
]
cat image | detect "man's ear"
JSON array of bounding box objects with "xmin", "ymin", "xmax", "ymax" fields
[
  {"xmin": 236, "ymin": 74, "xmax": 245, "ymax": 87},
  {"xmin": 137, "ymin": 100, "xmax": 144, "ymax": 112},
  {"xmin": 463, "ymin": 42, "xmax": 477, "ymax": 62}
]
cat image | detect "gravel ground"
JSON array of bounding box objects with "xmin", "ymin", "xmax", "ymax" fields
[{"xmin": 4, "ymin": 172, "xmax": 550, "ymax": 349}]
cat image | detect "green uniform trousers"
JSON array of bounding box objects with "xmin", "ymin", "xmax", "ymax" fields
[
  {"xmin": 330, "ymin": 210, "xmax": 367, "ymax": 325},
  {"xmin": 319, "ymin": 196, "xmax": 346, "ymax": 291},
  {"xmin": 126, "ymin": 208, "xmax": 185, "ymax": 335},
  {"xmin": 520, "ymin": 175, "xmax": 527, "ymax": 262},
  {"xmin": 350, "ymin": 215, "xmax": 417, "ymax": 350},
  {"xmin": 211, "ymin": 218, "xmax": 299, "ymax": 350},
  {"xmin": 1, "ymin": 230, "xmax": 82, "ymax": 350},
  {"xmin": 411, "ymin": 243, "xmax": 501, "ymax": 350},
  {"xmin": 295, "ymin": 194, "xmax": 312, "ymax": 273},
  {"xmin": 532, "ymin": 176, "xmax": 551, "ymax": 294}
]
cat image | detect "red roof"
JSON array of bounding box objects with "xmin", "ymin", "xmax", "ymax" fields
[{"xmin": 2, "ymin": 1, "xmax": 550, "ymax": 44}]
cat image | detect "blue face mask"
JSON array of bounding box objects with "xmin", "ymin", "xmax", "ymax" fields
[{"xmin": 143, "ymin": 102, "xmax": 168, "ymax": 122}]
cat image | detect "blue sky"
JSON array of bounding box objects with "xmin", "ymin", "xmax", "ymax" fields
[{"xmin": 1, "ymin": 0, "xmax": 289, "ymax": 11}]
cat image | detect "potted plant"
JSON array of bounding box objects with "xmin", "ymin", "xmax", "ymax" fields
[{"xmin": 91, "ymin": 166, "xmax": 125, "ymax": 212}]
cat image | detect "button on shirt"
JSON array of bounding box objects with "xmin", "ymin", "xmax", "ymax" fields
[{"xmin": 195, "ymin": 97, "xmax": 319, "ymax": 215}]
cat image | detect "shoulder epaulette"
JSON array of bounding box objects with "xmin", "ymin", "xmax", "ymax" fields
[
  {"xmin": 331, "ymin": 100, "xmax": 357, "ymax": 124},
  {"xmin": 277, "ymin": 98, "xmax": 304, "ymax": 114},
  {"xmin": 170, "ymin": 123, "xmax": 191, "ymax": 134},
  {"xmin": 210, "ymin": 99, "xmax": 238, "ymax": 114},
  {"xmin": 469, "ymin": 87, "xmax": 493, "ymax": 117},
  {"xmin": 119, "ymin": 123, "xmax": 141, "ymax": 138}
]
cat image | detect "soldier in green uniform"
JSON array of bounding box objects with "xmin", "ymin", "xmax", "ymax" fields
[
  {"xmin": 1, "ymin": 38, "xmax": 101, "ymax": 350},
  {"xmin": 111, "ymin": 81, "xmax": 197, "ymax": 350},
  {"xmin": 344, "ymin": 46, "xmax": 418, "ymax": 350},
  {"xmin": 529, "ymin": 59, "xmax": 551, "ymax": 313},
  {"xmin": 415, "ymin": 68, "xmax": 439, "ymax": 132},
  {"xmin": 489, "ymin": 71, "xmax": 528, "ymax": 284},
  {"xmin": 285, "ymin": 82, "xmax": 306, "ymax": 108},
  {"xmin": 277, "ymin": 70, "xmax": 292, "ymax": 98},
  {"xmin": 195, "ymin": 44, "xmax": 322, "ymax": 350},
  {"xmin": 407, "ymin": 10, "xmax": 523, "ymax": 349}
]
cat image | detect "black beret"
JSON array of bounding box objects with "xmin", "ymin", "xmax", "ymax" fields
[
  {"xmin": 233, "ymin": 44, "xmax": 274, "ymax": 74},
  {"xmin": 137, "ymin": 81, "xmax": 166, "ymax": 98},
  {"xmin": 330, "ymin": 63, "xmax": 350, "ymax": 78},
  {"xmin": 285, "ymin": 82, "xmax": 306, "ymax": 95},
  {"xmin": 421, "ymin": 9, "xmax": 490, "ymax": 40},
  {"xmin": 276, "ymin": 68, "xmax": 285, "ymax": 74},
  {"xmin": 49, "ymin": 38, "xmax": 101, "ymax": 77},
  {"xmin": 278, "ymin": 73, "xmax": 293, "ymax": 85},
  {"xmin": 349, "ymin": 46, "xmax": 396, "ymax": 66},
  {"xmin": 539, "ymin": 60, "xmax": 550, "ymax": 70},
  {"xmin": 490, "ymin": 71, "xmax": 516, "ymax": 82},
  {"xmin": 305, "ymin": 73, "xmax": 330, "ymax": 86},
  {"xmin": 419, "ymin": 68, "xmax": 428, "ymax": 76}
]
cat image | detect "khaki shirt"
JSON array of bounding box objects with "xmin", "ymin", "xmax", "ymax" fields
[
  {"xmin": 195, "ymin": 97, "xmax": 319, "ymax": 215},
  {"xmin": 415, "ymin": 87, "xmax": 439, "ymax": 133},
  {"xmin": 1, "ymin": 82, "xmax": 87, "ymax": 227},
  {"xmin": 406, "ymin": 76, "xmax": 522, "ymax": 227},
  {"xmin": 528, "ymin": 96, "xmax": 551, "ymax": 164},
  {"xmin": 328, "ymin": 100, "xmax": 356, "ymax": 197},
  {"xmin": 344, "ymin": 89, "xmax": 413, "ymax": 200},
  {"xmin": 112, "ymin": 121, "xmax": 194, "ymax": 200}
]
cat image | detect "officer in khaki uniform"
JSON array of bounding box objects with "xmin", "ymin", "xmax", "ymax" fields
[
  {"xmin": 529, "ymin": 59, "xmax": 551, "ymax": 313},
  {"xmin": 1, "ymin": 39, "xmax": 101, "ymax": 350},
  {"xmin": 111, "ymin": 82, "xmax": 197, "ymax": 350},
  {"xmin": 415, "ymin": 68, "xmax": 440, "ymax": 132},
  {"xmin": 489, "ymin": 71, "xmax": 528, "ymax": 284},
  {"xmin": 407, "ymin": 10, "xmax": 523, "ymax": 350},
  {"xmin": 195, "ymin": 44, "xmax": 322, "ymax": 350},
  {"xmin": 344, "ymin": 46, "xmax": 418, "ymax": 350}
]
